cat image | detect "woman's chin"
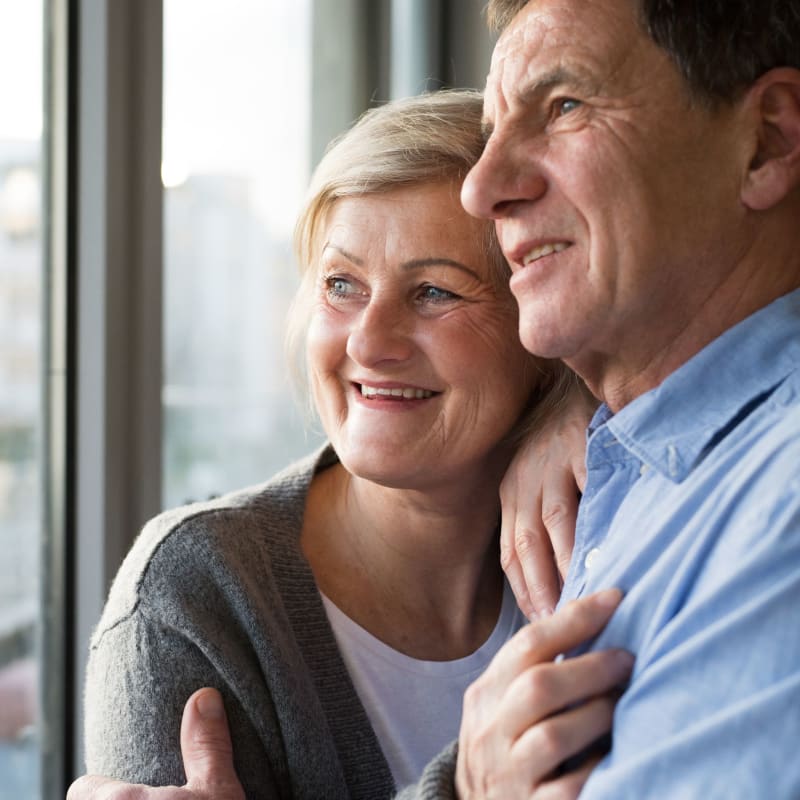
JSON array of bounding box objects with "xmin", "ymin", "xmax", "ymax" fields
[{"xmin": 338, "ymin": 454, "xmax": 423, "ymax": 489}]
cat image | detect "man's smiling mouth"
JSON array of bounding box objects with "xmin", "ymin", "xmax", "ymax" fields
[{"xmin": 523, "ymin": 242, "xmax": 571, "ymax": 266}]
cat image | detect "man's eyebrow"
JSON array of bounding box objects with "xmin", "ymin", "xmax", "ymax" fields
[
  {"xmin": 322, "ymin": 243, "xmax": 363, "ymax": 265},
  {"xmin": 519, "ymin": 66, "xmax": 592, "ymax": 102},
  {"xmin": 481, "ymin": 66, "xmax": 590, "ymax": 141}
]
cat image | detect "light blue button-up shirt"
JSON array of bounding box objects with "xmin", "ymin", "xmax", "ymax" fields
[{"xmin": 560, "ymin": 289, "xmax": 800, "ymax": 799}]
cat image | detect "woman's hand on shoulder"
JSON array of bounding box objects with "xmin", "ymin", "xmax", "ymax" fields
[
  {"xmin": 455, "ymin": 590, "xmax": 633, "ymax": 800},
  {"xmin": 66, "ymin": 689, "xmax": 244, "ymax": 800},
  {"xmin": 501, "ymin": 380, "xmax": 597, "ymax": 619}
]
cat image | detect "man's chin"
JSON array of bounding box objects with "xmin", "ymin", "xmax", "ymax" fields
[{"xmin": 517, "ymin": 320, "xmax": 570, "ymax": 360}]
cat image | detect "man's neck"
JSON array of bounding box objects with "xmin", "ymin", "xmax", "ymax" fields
[{"xmin": 576, "ymin": 254, "xmax": 800, "ymax": 413}]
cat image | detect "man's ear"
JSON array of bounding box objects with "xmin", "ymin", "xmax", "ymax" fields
[{"xmin": 741, "ymin": 68, "xmax": 800, "ymax": 211}]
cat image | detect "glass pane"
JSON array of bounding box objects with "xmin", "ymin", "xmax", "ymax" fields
[
  {"xmin": 0, "ymin": 0, "xmax": 44, "ymax": 796},
  {"xmin": 162, "ymin": 0, "xmax": 322, "ymax": 508}
]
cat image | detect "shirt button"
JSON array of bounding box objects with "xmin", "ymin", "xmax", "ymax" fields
[
  {"xmin": 640, "ymin": 463, "xmax": 650, "ymax": 476},
  {"xmin": 584, "ymin": 547, "xmax": 601, "ymax": 570}
]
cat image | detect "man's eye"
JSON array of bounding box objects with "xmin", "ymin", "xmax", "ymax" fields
[{"xmin": 557, "ymin": 98, "xmax": 582, "ymax": 116}]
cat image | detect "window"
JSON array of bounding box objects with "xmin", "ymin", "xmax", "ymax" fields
[
  {"xmin": 0, "ymin": 0, "xmax": 44, "ymax": 796},
  {"xmin": 162, "ymin": 0, "xmax": 324, "ymax": 507}
]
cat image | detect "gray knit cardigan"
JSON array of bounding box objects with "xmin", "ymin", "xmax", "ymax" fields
[{"xmin": 84, "ymin": 445, "xmax": 459, "ymax": 800}]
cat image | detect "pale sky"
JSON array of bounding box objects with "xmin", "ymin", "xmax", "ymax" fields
[
  {"xmin": 0, "ymin": 0, "xmax": 44, "ymax": 139},
  {"xmin": 163, "ymin": 0, "xmax": 312, "ymax": 233},
  {"xmin": 0, "ymin": 0, "xmax": 311, "ymax": 234}
]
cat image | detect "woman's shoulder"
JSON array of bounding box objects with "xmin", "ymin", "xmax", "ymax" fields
[{"xmin": 92, "ymin": 444, "xmax": 337, "ymax": 644}]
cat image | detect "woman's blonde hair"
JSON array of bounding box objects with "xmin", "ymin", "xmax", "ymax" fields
[
  {"xmin": 286, "ymin": 89, "xmax": 576, "ymax": 442},
  {"xmin": 293, "ymin": 89, "xmax": 505, "ymax": 286}
]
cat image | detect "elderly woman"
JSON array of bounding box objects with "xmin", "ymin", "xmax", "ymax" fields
[{"xmin": 74, "ymin": 90, "xmax": 629, "ymax": 800}]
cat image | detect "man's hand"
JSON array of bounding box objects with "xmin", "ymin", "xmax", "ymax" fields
[
  {"xmin": 455, "ymin": 589, "xmax": 633, "ymax": 800},
  {"xmin": 500, "ymin": 385, "xmax": 596, "ymax": 619},
  {"xmin": 66, "ymin": 688, "xmax": 245, "ymax": 800}
]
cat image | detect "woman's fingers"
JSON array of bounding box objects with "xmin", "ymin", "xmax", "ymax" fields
[
  {"xmin": 499, "ymin": 523, "xmax": 538, "ymax": 623},
  {"xmin": 499, "ymin": 398, "xmax": 588, "ymax": 619},
  {"xmin": 499, "ymin": 445, "xmax": 564, "ymax": 620},
  {"xmin": 537, "ymin": 464, "xmax": 579, "ymax": 585}
]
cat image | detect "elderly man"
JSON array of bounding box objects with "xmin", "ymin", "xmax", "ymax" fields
[
  {"xmin": 453, "ymin": 0, "xmax": 800, "ymax": 797},
  {"xmin": 70, "ymin": 0, "xmax": 800, "ymax": 798}
]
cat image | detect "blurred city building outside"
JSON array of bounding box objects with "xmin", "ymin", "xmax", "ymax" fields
[
  {"xmin": 161, "ymin": 0, "xmax": 324, "ymax": 511},
  {"xmin": 0, "ymin": 136, "xmax": 42, "ymax": 798}
]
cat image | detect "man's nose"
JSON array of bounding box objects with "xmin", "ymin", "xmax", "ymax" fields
[{"xmin": 461, "ymin": 136, "xmax": 547, "ymax": 220}]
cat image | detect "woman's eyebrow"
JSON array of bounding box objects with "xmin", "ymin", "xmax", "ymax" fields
[
  {"xmin": 323, "ymin": 246, "xmax": 481, "ymax": 280},
  {"xmin": 401, "ymin": 258, "xmax": 480, "ymax": 279},
  {"xmin": 322, "ymin": 243, "xmax": 363, "ymax": 265}
]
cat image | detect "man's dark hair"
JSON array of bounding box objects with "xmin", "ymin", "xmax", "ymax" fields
[
  {"xmin": 486, "ymin": 0, "xmax": 800, "ymax": 103},
  {"xmin": 642, "ymin": 0, "xmax": 800, "ymax": 102}
]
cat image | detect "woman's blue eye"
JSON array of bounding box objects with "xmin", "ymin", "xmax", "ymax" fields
[
  {"xmin": 420, "ymin": 284, "xmax": 458, "ymax": 303},
  {"xmin": 325, "ymin": 276, "xmax": 358, "ymax": 297}
]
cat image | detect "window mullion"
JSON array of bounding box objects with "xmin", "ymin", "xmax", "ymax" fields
[{"xmin": 71, "ymin": 0, "xmax": 163, "ymax": 777}]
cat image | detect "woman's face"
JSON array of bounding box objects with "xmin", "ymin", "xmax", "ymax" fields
[{"xmin": 306, "ymin": 180, "xmax": 539, "ymax": 491}]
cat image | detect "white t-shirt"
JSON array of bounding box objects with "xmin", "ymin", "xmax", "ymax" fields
[{"xmin": 321, "ymin": 582, "xmax": 526, "ymax": 790}]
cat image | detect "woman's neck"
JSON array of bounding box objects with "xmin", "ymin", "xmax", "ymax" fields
[{"xmin": 301, "ymin": 462, "xmax": 505, "ymax": 661}]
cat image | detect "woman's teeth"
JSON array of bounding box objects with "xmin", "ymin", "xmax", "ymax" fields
[{"xmin": 360, "ymin": 385, "xmax": 433, "ymax": 399}]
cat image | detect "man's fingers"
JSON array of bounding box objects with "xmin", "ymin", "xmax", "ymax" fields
[
  {"xmin": 66, "ymin": 775, "xmax": 162, "ymax": 800},
  {"xmin": 533, "ymin": 754, "xmax": 603, "ymax": 800},
  {"xmin": 499, "ymin": 649, "xmax": 633, "ymax": 740},
  {"xmin": 64, "ymin": 692, "xmax": 244, "ymax": 800},
  {"xmin": 180, "ymin": 688, "xmax": 245, "ymax": 799},
  {"xmin": 509, "ymin": 693, "xmax": 617, "ymax": 790},
  {"xmin": 481, "ymin": 589, "xmax": 624, "ymax": 689}
]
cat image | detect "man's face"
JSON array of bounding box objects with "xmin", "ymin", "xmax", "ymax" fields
[{"xmin": 461, "ymin": 0, "xmax": 749, "ymax": 384}]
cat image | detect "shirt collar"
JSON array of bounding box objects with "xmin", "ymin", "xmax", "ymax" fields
[{"xmin": 593, "ymin": 289, "xmax": 800, "ymax": 482}]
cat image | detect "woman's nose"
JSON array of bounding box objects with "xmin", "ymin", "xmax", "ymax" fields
[
  {"xmin": 461, "ymin": 135, "xmax": 547, "ymax": 220},
  {"xmin": 346, "ymin": 299, "xmax": 415, "ymax": 367}
]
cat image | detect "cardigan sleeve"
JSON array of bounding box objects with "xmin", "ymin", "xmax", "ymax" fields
[
  {"xmin": 395, "ymin": 741, "xmax": 459, "ymax": 800},
  {"xmin": 85, "ymin": 608, "xmax": 216, "ymax": 784}
]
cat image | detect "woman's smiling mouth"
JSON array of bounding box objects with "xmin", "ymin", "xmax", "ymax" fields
[{"xmin": 358, "ymin": 383, "xmax": 436, "ymax": 400}]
